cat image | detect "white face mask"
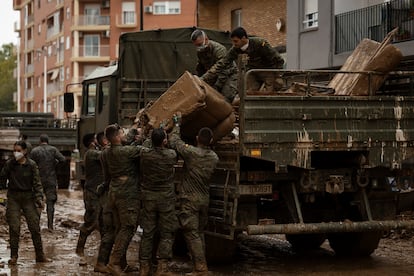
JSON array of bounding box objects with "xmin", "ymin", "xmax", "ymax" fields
[
  {"xmin": 13, "ymin": 151, "xmax": 24, "ymax": 161},
  {"xmin": 196, "ymin": 31, "xmax": 208, "ymax": 52},
  {"xmin": 240, "ymin": 41, "xmax": 249, "ymax": 51}
]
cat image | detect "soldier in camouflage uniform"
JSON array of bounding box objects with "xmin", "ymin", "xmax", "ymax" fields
[
  {"xmin": 76, "ymin": 133, "xmax": 103, "ymax": 256},
  {"xmin": 101, "ymin": 124, "xmax": 143, "ymax": 275},
  {"xmin": 191, "ymin": 29, "xmax": 238, "ymax": 103},
  {"xmin": 201, "ymin": 26, "xmax": 285, "ymax": 93},
  {"xmin": 138, "ymin": 128, "xmax": 178, "ymax": 276},
  {"xmin": 0, "ymin": 140, "xmax": 50, "ymax": 265},
  {"xmin": 169, "ymin": 117, "xmax": 219, "ymax": 276},
  {"xmin": 30, "ymin": 134, "xmax": 66, "ymax": 230}
]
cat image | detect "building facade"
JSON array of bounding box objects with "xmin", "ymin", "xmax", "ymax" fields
[
  {"xmin": 197, "ymin": 0, "xmax": 287, "ymax": 47},
  {"xmin": 13, "ymin": 0, "xmax": 197, "ymax": 118},
  {"xmin": 287, "ymin": 0, "xmax": 414, "ymax": 69}
]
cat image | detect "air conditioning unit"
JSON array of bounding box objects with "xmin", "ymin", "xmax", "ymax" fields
[
  {"xmin": 103, "ymin": 30, "xmax": 110, "ymax": 38},
  {"xmin": 144, "ymin": 5, "xmax": 153, "ymax": 13},
  {"xmin": 102, "ymin": 0, "xmax": 110, "ymax": 8}
]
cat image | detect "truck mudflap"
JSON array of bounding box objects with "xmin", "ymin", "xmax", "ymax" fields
[{"xmin": 247, "ymin": 220, "xmax": 414, "ymax": 235}]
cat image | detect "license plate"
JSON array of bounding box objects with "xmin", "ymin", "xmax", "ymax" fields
[{"xmin": 239, "ymin": 184, "xmax": 272, "ymax": 195}]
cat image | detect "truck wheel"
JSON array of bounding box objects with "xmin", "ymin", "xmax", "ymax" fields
[
  {"xmin": 285, "ymin": 234, "xmax": 326, "ymax": 250},
  {"xmin": 328, "ymin": 232, "xmax": 382, "ymax": 256},
  {"xmin": 205, "ymin": 234, "xmax": 239, "ymax": 263}
]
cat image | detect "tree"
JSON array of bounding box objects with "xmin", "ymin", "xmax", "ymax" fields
[{"xmin": 0, "ymin": 43, "xmax": 17, "ymax": 111}]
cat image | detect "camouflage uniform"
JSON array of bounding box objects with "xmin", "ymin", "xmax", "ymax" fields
[
  {"xmin": 139, "ymin": 146, "xmax": 178, "ymax": 264},
  {"xmin": 169, "ymin": 126, "xmax": 219, "ymax": 274},
  {"xmin": 76, "ymin": 145, "xmax": 103, "ymax": 255},
  {"xmin": 101, "ymin": 144, "xmax": 142, "ymax": 269},
  {"xmin": 30, "ymin": 143, "xmax": 66, "ymax": 230},
  {"xmin": 196, "ymin": 40, "xmax": 238, "ymax": 102},
  {"xmin": 0, "ymin": 157, "xmax": 46, "ymax": 262},
  {"xmin": 202, "ymin": 37, "xmax": 285, "ymax": 92}
]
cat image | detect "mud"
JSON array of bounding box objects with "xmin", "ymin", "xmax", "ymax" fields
[{"xmin": 0, "ymin": 188, "xmax": 413, "ymax": 276}]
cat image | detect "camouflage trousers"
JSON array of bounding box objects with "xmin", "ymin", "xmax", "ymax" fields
[
  {"xmin": 80, "ymin": 189, "xmax": 100, "ymax": 234},
  {"xmin": 106, "ymin": 190, "xmax": 140, "ymax": 265},
  {"xmin": 177, "ymin": 196, "xmax": 209, "ymax": 265},
  {"xmin": 6, "ymin": 191, "xmax": 43, "ymax": 257},
  {"xmin": 139, "ymin": 198, "xmax": 178, "ymax": 260}
]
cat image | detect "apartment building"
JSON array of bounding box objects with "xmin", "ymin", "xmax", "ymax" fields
[
  {"xmin": 13, "ymin": 0, "xmax": 197, "ymax": 118},
  {"xmin": 287, "ymin": 0, "xmax": 414, "ymax": 69}
]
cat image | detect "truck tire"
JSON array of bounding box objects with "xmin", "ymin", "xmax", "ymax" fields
[
  {"xmin": 328, "ymin": 231, "xmax": 382, "ymax": 256},
  {"xmin": 285, "ymin": 234, "xmax": 326, "ymax": 250}
]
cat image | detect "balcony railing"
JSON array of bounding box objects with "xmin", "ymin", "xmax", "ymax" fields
[
  {"xmin": 75, "ymin": 15, "xmax": 110, "ymax": 26},
  {"xmin": 47, "ymin": 81, "xmax": 63, "ymax": 95},
  {"xmin": 335, "ymin": 0, "xmax": 414, "ymax": 54},
  {"xmin": 75, "ymin": 45, "xmax": 110, "ymax": 57},
  {"xmin": 25, "ymin": 64, "xmax": 34, "ymax": 74},
  {"xmin": 47, "ymin": 25, "xmax": 62, "ymax": 39}
]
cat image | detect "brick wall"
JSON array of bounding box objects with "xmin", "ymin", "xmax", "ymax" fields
[{"xmin": 198, "ymin": 0, "xmax": 286, "ymax": 47}]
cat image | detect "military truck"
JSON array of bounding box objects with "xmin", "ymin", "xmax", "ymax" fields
[
  {"xmin": 0, "ymin": 112, "xmax": 77, "ymax": 189},
  {"xmin": 67, "ymin": 27, "xmax": 414, "ymax": 259}
]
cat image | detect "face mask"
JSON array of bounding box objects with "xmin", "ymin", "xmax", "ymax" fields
[
  {"xmin": 13, "ymin": 151, "xmax": 24, "ymax": 161},
  {"xmin": 240, "ymin": 42, "xmax": 249, "ymax": 51},
  {"xmin": 196, "ymin": 44, "xmax": 208, "ymax": 52},
  {"xmin": 196, "ymin": 31, "xmax": 207, "ymax": 52}
]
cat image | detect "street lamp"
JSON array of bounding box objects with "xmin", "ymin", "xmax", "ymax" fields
[{"xmin": 37, "ymin": 47, "xmax": 47, "ymax": 113}]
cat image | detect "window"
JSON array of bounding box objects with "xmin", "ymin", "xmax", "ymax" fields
[
  {"xmin": 84, "ymin": 83, "xmax": 96, "ymax": 115},
  {"xmin": 98, "ymin": 81, "xmax": 110, "ymax": 113},
  {"xmin": 84, "ymin": 5, "xmax": 100, "ymax": 25},
  {"xmin": 122, "ymin": 2, "xmax": 136, "ymax": 24},
  {"xmin": 153, "ymin": 1, "xmax": 181, "ymax": 15},
  {"xmin": 231, "ymin": 9, "xmax": 242, "ymax": 30},
  {"xmin": 84, "ymin": 35, "xmax": 100, "ymax": 56},
  {"xmin": 303, "ymin": 0, "xmax": 318, "ymax": 29}
]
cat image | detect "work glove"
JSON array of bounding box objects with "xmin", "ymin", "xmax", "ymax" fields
[{"xmin": 172, "ymin": 112, "xmax": 182, "ymax": 126}]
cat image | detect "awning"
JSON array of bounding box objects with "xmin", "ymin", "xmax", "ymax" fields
[{"xmin": 50, "ymin": 69, "xmax": 59, "ymax": 80}]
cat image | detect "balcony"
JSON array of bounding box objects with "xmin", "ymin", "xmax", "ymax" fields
[
  {"xmin": 25, "ymin": 88, "xmax": 34, "ymax": 99},
  {"xmin": 47, "ymin": 81, "xmax": 63, "ymax": 96},
  {"xmin": 73, "ymin": 15, "xmax": 110, "ymax": 31},
  {"xmin": 72, "ymin": 45, "xmax": 110, "ymax": 62},
  {"xmin": 24, "ymin": 14, "xmax": 34, "ymax": 26},
  {"xmin": 26, "ymin": 39, "xmax": 34, "ymax": 50},
  {"xmin": 25, "ymin": 64, "xmax": 34, "ymax": 75},
  {"xmin": 335, "ymin": 0, "xmax": 414, "ymax": 54},
  {"xmin": 47, "ymin": 25, "xmax": 62, "ymax": 40}
]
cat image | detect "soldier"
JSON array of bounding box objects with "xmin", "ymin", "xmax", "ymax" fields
[
  {"xmin": 19, "ymin": 133, "xmax": 32, "ymax": 156},
  {"xmin": 139, "ymin": 128, "xmax": 178, "ymax": 276},
  {"xmin": 30, "ymin": 133, "xmax": 66, "ymax": 230},
  {"xmin": 76, "ymin": 133, "xmax": 103, "ymax": 257},
  {"xmin": 101, "ymin": 124, "xmax": 142, "ymax": 275},
  {"xmin": 169, "ymin": 115, "xmax": 219, "ymax": 276},
  {"xmin": 201, "ymin": 26, "xmax": 285, "ymax": 93},
  {"xmin": 0, "ymin": 140, "xmax": 50, "ymax": 264},
  {"xmin": 191, "ymin": 29, "xmax": 238, "ymax": 103}
]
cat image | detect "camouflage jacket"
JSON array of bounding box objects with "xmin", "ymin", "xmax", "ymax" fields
[
  {"xmin": 202, "ymin": 37, "xmax": 284, "ymax": 83},
  {"xmin": 100, "ymin": 144, "xmax": 143, "ymax": 199},
  {"xmin": 140, "ymin": 146, "xmax": 177, "ymax": 200},
  {"xmin": 30, "ymin": 143, "xmax": 66, "ymax": 181},
  {"xmin": 84, "ymin": 146, "xmax": 104, "ymax": 194},
  {"xmin": 196, "ymin": 40, "xmax": 237, "ymax": 87},
  {"xmin": 169, "ymin": 126, "xmax": 219, "ymax": 199},
  {"xmin": 0, "ymin": 158, "xmax": 44, "ymax": 201}
]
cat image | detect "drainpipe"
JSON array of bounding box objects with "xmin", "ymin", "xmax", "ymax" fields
[{"xmin": 140, "ymin": 0, "xmax": 143, "ymax": 30}]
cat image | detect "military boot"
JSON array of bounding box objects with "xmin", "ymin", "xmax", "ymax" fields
[
  {"xmin": 154, "ymin": 259, "xmax": 175, "ymax": 276},
  {"xmin": 8, "ymin": 250, "xmax": 18, "ymax": 266},
  {"xmin": 35, "ymin": 251, "xmax": 52, "ymax": 263},
  {"xmin": 94, "ymin": 262, "xmax": 110, "ymax": 273},
  {"xmin": 139, "ymin": 260, "xmax": 151, "ymax": 276},
  {"xmin": 76, "ymin": 232, "xmax": 88, "ymax": 256},
  {"xmin": 47, "ymin": 207, "xmax": 54, "ymax": 230},
  {"xmin": 185, "ymin": 261, "xmax": 208, "ymax": 276}
]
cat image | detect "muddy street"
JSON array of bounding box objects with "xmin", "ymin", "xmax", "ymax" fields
[{"xmin": 0, "ymin": 188, "xmax": 413, "ymax": 276}]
